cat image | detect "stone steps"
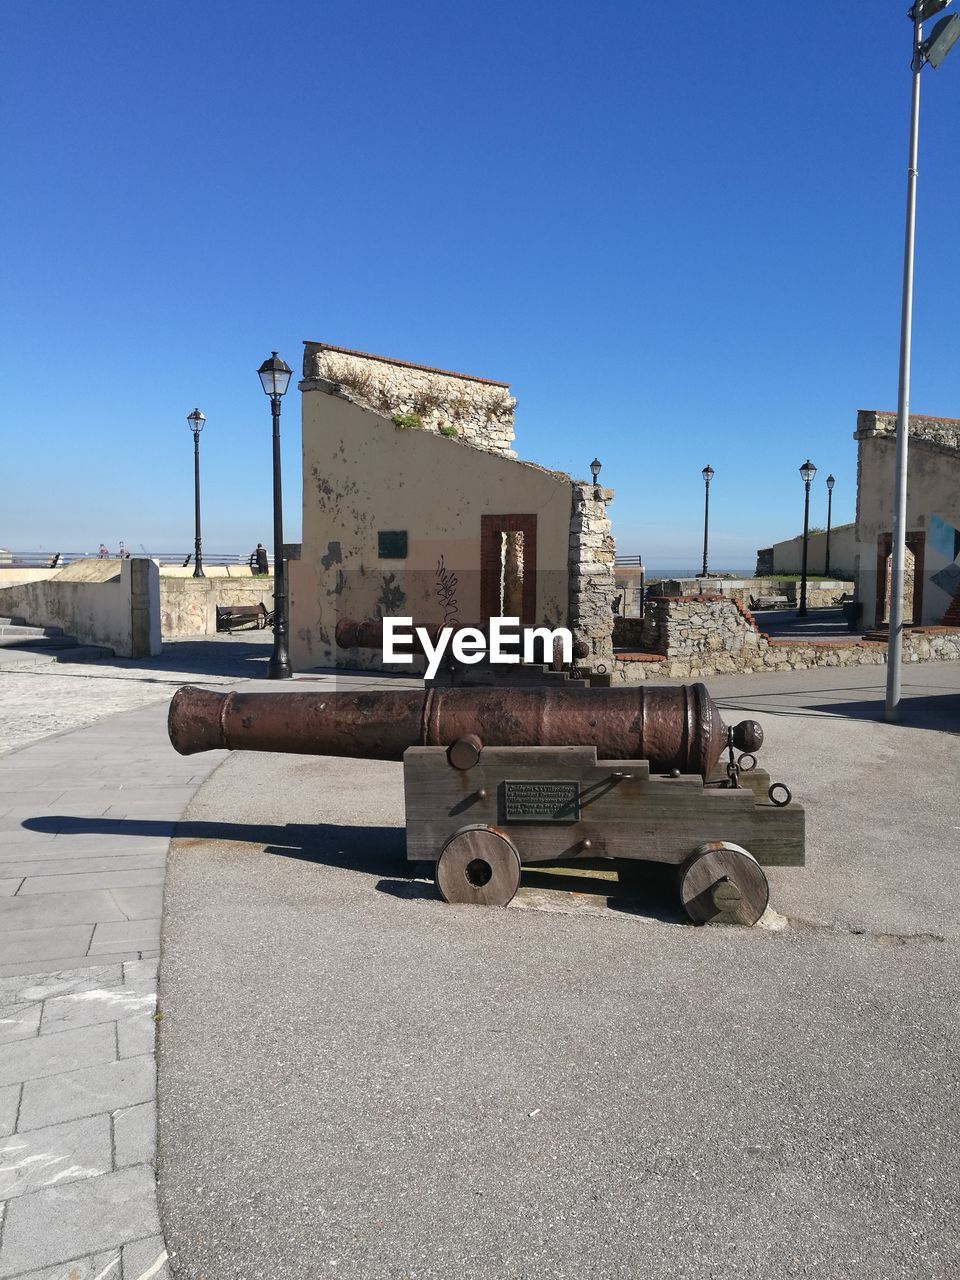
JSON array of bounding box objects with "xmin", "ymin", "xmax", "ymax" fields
[
  {"xmin": 0, "ymin": 623, "xmax": 66, "ymax": 638},
  {"xmin": 0, "ymin": 621, "xmax": 114, "ymax": 667}
]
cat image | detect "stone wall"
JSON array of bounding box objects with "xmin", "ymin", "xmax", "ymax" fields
[
  {"xmin": 568, "ymin": 482, "xmax": 616, "ymax": 666},
  {"xmin": 634, "ymin": 594, "xmax": 762, "ymax": 667},
  {"xmin": 160, "ymin": 577, "xmax": 275, "ymax": 636},
  {"xmin": 611, "ymin": 591, "xmax": 960, "ymax": 681},
  {"xmin": 302, "ymin": 342, "xmax": 517, "ymax": 457},
  {"xmin": 0, "ymin": 558, "xmax": 160, "ymax": 658},
  {"xmin": 857, "ymin": 409, "xmax": 960, "ymax": 452}
]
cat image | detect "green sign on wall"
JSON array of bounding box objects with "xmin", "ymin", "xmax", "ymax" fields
[{"xmin": 378, "ymin": 530, "xmax": 408, "ymax": 559}]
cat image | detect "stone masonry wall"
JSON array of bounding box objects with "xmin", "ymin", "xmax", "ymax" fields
[
  {"xmin": 856, "ymin": 409, "xmax": 960, "ymax": 453},
  {"xmin": 643, "ymin": 594, "xmax": 762, "ymax": 664},
  {"xmin": 568, "ymin": 482, "xmax": 616, "ymax": 667},
  {"xmin": 612, "ymin": 592, "xmax": 960, "ymax": 681},
  {"xmin": 302, "ymin": 342, "xmax": 517, "ymax": 457}
]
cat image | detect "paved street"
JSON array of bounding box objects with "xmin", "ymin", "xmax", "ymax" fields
[
  {"xmin": 1, "ymin": 650, "xmax": 958, "ymax": 1278},
  {"xmin": 0, "ymin": 640, "xmax": 415, "ymax": 1280},
  {"xmin": 157, "ymin": 663, "xmax": 960, "ymax": 1279}
]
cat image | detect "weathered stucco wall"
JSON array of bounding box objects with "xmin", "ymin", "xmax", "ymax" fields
[
  {"xmin": 0, "ymin": 568, "xmax": 63, "ymax": 588},
  {"xmin": 160, "ymin": 577, "xmax": 274, "ymax": 636},
  {"xmin": 763, "ymin": 524, "xmax": 857, "ymax": 577},
  {"xmin": 159, "ymin": 565, "xmax": 269, "ymax": 579},
  {"xmin": 289, "ymin": 389, "xmax": 573, "ymax": 671},
  {"xmin": 855, "ymin": 410, "xmax": 960, "ymax": 626},
  {"xmin": 302, "ymin": 342, "xmax": 517, "ymax": 457},
  {"xmin": 0, "ymin": 558, "xmax": 160, "ymax": 657}
]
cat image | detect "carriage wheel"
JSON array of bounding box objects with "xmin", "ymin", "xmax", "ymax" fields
[
  {"xmin": 679, "ymin": 841, "xmax": 769, "ymax": 926},
  {"xmin": 435, "ymin": 825, "xmax": 521, "ymax": 907}
]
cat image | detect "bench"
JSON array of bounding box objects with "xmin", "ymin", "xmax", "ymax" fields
[
  {"xmin": 749, "ymin": 594, "xmax": 790, "ymax": 610},
  {"xmin": 216, "ymin": 603, "xmax": 272, "ymax": 633}
]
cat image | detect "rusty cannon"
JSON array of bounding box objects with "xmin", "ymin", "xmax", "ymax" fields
[{"xmin": 168, "ymin": 683, "xmax": 804, "ymax": 926}]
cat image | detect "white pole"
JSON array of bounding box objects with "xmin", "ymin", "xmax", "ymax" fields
[{"xmin": 885, "ymin": 11, "xmax": 923, "ymax": 723}]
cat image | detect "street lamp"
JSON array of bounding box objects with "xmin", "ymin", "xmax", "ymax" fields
[
  {"xmin": 886, "ymin": 0, "xmax": 960, "ymax": 721},
  {"xmin": 825, "ymin": 474, "xmax": 836, "ymax": 576},
  {"xmin": 590, "ymin": 457, "xmax": 602, "ymax": 497},
  {"xmin": 186, "ymin": 409, "xmax": 205, "ymax": 578},
  {"xmin": 798, "ymin": 459, "xmax": 817, "ymax": 617},
  {"xmin": 257, "ymin": 351, "xmax": 293, "ymax": 679},
  {"xmin": 701, "ymin": 465, "xmax": 714, "ymax": 578}
]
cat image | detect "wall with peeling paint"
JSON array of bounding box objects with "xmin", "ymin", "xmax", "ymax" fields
[
  {"xmin": 854, "ymin": 411, "xmax": 960, "ymax": 626},
  {"xmin": 289, "ymin": 388, "xmax": 575, "ymax": 671}
]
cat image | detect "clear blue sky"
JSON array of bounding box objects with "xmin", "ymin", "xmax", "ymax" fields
[{"xmin": 4, "ymin": 1, "xmax": 960, "ymax": 567}]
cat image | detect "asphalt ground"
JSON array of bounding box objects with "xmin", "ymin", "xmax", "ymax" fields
[{"xmin": 157, "ymin": 663, "xmax": 960, "ymax": 1279}]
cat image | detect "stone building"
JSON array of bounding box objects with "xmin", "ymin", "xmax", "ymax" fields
[
  {"xmin": 288, "ymin": 342, "xmax": 617, "ymax": 671},
  {"xmin": 853, "ymin": 410, "xmax": 960, "ymax": 627}
]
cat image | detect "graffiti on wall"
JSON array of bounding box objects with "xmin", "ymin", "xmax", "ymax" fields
[{"xmin": 928, "ymin": 514, "xmax": 960, "ymax": 597}]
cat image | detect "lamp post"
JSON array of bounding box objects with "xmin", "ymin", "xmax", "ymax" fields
[
  {"xmin": 590, "ymin": 457, "xmax": 602, "ymax": 497},
  {"xmin": 798, "ymin": 459, "xmax": 817, "ymax": 617},
  {"xmin": 186, "ymin": 409, "xmax": 205, "ymax": 578},
  {"xmin": 257, "ymin": 352, "xmax": 293, "ymax": 679},
  {"xmin": 886, "ymin": 0, "xmax": 960, "ymax": 722},
  {"xmin": 825, "ymin": 474, "xmax": 835, "ymax": 576},
  {"xmin": 701, "ymin": 465, "xmax": 714, "ymax": 578}
]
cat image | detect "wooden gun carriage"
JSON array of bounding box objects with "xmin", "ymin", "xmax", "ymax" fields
[{"xmin": 168, "ymin": 683, "xmax": 804, "ymax": 927}]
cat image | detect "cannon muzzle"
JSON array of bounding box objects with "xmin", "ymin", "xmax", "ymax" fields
[{"xmin": 168, "ymin": 683, "xmax": 746, "ymax": 779}]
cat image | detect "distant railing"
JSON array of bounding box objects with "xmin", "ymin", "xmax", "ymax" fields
[
  {"xmin": 0, "ymin": 551, "xmax": 269, "ymax": 568},
  {"xmin": 615, "ymin": 555, "xmax": 644, "ymax": 566}
]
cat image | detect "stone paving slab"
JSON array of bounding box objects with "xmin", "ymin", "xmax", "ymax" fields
[
  {"xmin": 108, "ymin": 887, "xmax": 163, "ymax": 920},
  {"xmin": 2, "ymin": 1248, "xmax": 124, "ymax": 1280},
  {"xmin": 18, "ymin": 1052, "xmax": 157, "ymax": 1134},
  {"xmin": 0, "ymin": 1113, "xmax": 112, "ymax": 1200},
  {"xmin": 0, "ymin": 926, "xmax": 95, "ymax": 971},
  {"xmin": 121, "ymin": 1236, "xmax": 170, "ymax": 1280},
  {"xmin": 0, "ymin": 954, "xmax": 143, "ymax": 981},
  {"xmin": 0, "ymin": 1085, "xmax": 20, "ymax": 1138},
  {"xmin": 114, "ymin": 1101, "xmax": 156, "ymax": 1168},
  {"xmin": 0, "ymin": 1005, "xmax": 41, "ymax": 1044},
  {"xmin": 89, "ymin": 921, "xmax": 161, "ymax": 954},
  {"xmin": 40, "ymin": 986, "xmax": 155, "ymax": 1036},
  {"xmin": 17, "ymin": 870, "xmax": 166, "ymax": 896},
  {"xmin": 0, "ymin": 1164, "xmax": 160, "ymax": 1277},
  {"xmin": 0, "ymin": 1023, "xmax": 117, "ymax": 1090},
  {"xmin": 0, "ymin": 690, "xmax": 228, "ymax": 1279},
  {"xmin": 0, "ymin": 650, "xmax": 431, "ymax": 1278},
  {"xmin": 0, "ymin": 890, "xmax": 129, "ymax": 930},
  {"xmin": 117, "ymin": 1016, "xmax": 156, "ymax": 1061},
  {"xmin": 0, "ymin": 857, "xmax": 166, "ymax": 881}
]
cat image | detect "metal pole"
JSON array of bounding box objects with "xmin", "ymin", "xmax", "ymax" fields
[
  {"xmin": 799, "ymin": 479, "xmax": 812, "ymax": 617},
  {"xmin": 701, "ymin": 476, "xmax": 710, "ymax": 578},
  {"xmin": 268, "ymin": 395, "xmax": 292, "ymax": 679},
  {"xmin": 192, "ymin": 430, "xmax": 204, "ymax": 578},
  {"xmin": 825, "ymin": 488, "xmax": 832, "ymax": 576},
  {"xmin": 885, "ymin": 11, "xmax": 923, "ymax": 722}
]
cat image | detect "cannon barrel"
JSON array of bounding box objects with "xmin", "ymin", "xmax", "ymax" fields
[
  {"xmin": 334, "ymin": 617, "xmax": 464, "ymax": 651},
  {"xmin": 168, "ymin": 683, "xmax": 755, "ymax": 778}
]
